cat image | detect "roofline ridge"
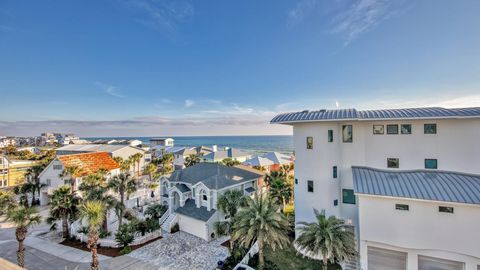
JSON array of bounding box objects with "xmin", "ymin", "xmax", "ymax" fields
[{"xmin": 352, "ymin": 165, "xmax": 480, "ymax": 178}]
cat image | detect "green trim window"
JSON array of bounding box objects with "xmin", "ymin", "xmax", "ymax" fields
[
  {"xmin": 395, "ymin": 204, "xmax": 409, "ymax": 211},
  {"xmin": 387, "ymin": 158, "xmax": 399, "ymax": 168},
  {"xmin": 425, "ymin": 159, "xmax": 438, "ymax": 169},
  {"xmin": 334, "ymin": 199, "xmax": 338, "ymax": 206},
  {"xmin": 439, "ymin": 206, "xmax": 454, "ymax": 213},
  {"xmin": 342, "ymin": 125, "xmax": 353, "ymax": 143},
  {"xmin": 424, "ymin": 124, "xmax": 437, "ymax": 134},
  {"xmin": 373, "ymin": 125, "xmax": 384, "ymax": 135},
  {"xmin": 333, "ymin": 166, "xmax": 338, "ymax": 178},
  {"xmin": 307, "ymin": 180, "xmax": 314, "ymax": 193},
  {"xmin": 387, "ymin": 124, "xmax": 399, "ymax": 134},
  {"xmin": 306, "ymin": 136, "xmax": 313, "ymax": 149},
  {"xmin": 342, "ymin": 189, "xmax": 355, "ymax": 204},
  {"xmin": 328, "ymin": 130, "xmax": 333, "ymax": 142},
  {"xmin": 401, "ymin": 124, "xmax": 412, "ymax": 134}
]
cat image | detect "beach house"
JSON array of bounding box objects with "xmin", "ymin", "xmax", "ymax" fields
[
  {"xmin": 158, "ymin": 163, "xmax": 263, "ymax": 241},
  {"xmin": 202, "ymin": 146, "xmax": 251, "ymax": 163},
  {"xmin": 271, "ymin": 107, "xmax": 480, "ymax": 270}
]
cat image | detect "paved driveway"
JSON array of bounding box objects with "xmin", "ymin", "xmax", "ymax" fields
[{"xmin": 129, "ymin": 232, "xmax": 230, "ymax": 270}]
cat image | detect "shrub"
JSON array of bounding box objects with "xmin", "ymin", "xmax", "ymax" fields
[
  {"xmin": 144, "ymin": 204, "xmax": 167, "ymax": 219},
  {"xmin": 77, "ymin": 226, "xmax": 89, "ymax": 235},
  {"xmin": 146, "ymin": 217, "xmax": 160, "ymax": 232},
  {"xmin": 99, "ymin": 228, "xmax": 112, "ymax": 239},
  {"xmin": 170, "ymin": 222, "xmax": 179, "ymax": 233},
  {"xmin": 115, "ymin": 224, "xmax": 135, "ymax": 248},
  {"xmin": 119, "ymin": 246, "xmax": 132, "ymax": 255},
  {"xmin": 136, "ymin": 221, "xmax": 148, "ymax": 236},
  {"xmin": 123, "ymin": 209, "xmax": 136, "ymax": 221}
]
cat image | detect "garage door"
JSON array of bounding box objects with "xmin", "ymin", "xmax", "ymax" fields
[
  {"xmin": 418, "ymin": 255, "xmax": 464, "ymax": 270},
  {"xmin": 368, "ymin": 247, "xmax": 407, "ymax": 270}
]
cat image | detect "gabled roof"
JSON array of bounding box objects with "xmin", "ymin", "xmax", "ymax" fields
[
  {"xmin": 352, "ymin": 166, "xmax": 480, "ymax": 205},
  {"xmin": 175, "ymin": 199, "xmax": 216, "ymax": 221},
  {"xmin": 56, "ymin": 144, "xmax": 144, "ymax": 154},
  {"xmin": 243, "ymin": 156, "xmax": 274, "ymax": 167},
  {"xmin": 202, "ymin": 148, "xmax": 250, "ymax": 160},
  {"xmin": 271, "ymin": 107, "xmax": 480, "ymax": 124},
  {"xmin": 169, "ymin": 163, "xmax": 262, "ymax": 190},
  {"xmin": 57, "ymin": 152, "xmax": 119, "ymax": 177}
]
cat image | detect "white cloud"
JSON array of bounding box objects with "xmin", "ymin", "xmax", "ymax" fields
[
  {"xmin": 95, "ymin": 82, "xmax": 124, "ymax": 98},
  {"xmin": 184, "ymin": 99, "xmax": 195, "ymax": 107}
]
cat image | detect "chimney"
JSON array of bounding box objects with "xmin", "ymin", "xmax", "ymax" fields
[{"xmin": 212, "ymin": 145, "xmax": 217, "ymax": 152}]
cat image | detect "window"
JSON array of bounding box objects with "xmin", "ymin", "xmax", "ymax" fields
[
  {"xmin": 202, "ymin": 194, "xmax": 208, "ymax": 201},
  {"xmin": 342, "ymin": 125, "xmax": 353, "ymax": 143},
  {"xmin": 439, "ymin": 206, "xmax": 454, "ymax": 213},
  {"xmin": 306, "ymin": 137, "xmax": 313, "ymax": 149},
  {"xmin": 425, "ymin": 159, "xmax": 438, "ymax": 169},
  {"xmin": 373, "ymin": 125, "xmax": 384, "ymax": 135},
  {"xmin": 342, "ymin": 189, "xmax": 355, "ymax": 204},
  {"xmin": 333, "ymin": 166, "xmax": 337, "ymax": 178},
  {"xmin": 424, "ymin": 124, "xmax": 437, "ymax": 134},
  {"xmin": 387, "ymin": 158, "xmax": 399, "ymax": 168},
  {"xmin": 53, "ymin": 165, "xmax": 63, "ymax": 170},
  {"xmin": 401, "ymin": 124, "xmax": 412, "ymax": 134},
  {"xmin": 334, "ymin": 199, "xmax": 338, "ymax": 206},
  {"xmin": 46, "ymin": 179, "xmax": 51, "ymax": 186},
  {"xmin": 328, "ymin": 130, "xmax": 333, "ymax": 142},
  {"xmin": 387, "ymin": 124, "xmax": 399, "ymax": 134},
  {"xmin": 395, "ymin": 204, "xmax": 409, "ymax": 211},
  {"xmin": 307, "ymin": 180, "xmax": 314, "ymax": 193},
  {"xmin": 294, "ymin": 178, "xmax": 298, "ymax": 184}
]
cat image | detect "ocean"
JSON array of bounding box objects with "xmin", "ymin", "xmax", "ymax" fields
[{"xmin": 82, "ymin": 135, "xmax": 294, "ymax": 154}]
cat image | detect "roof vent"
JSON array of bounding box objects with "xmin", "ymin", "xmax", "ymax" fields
[{"xmin": 301, "ymin": 110, "xmax": 309, "ymax": 113}]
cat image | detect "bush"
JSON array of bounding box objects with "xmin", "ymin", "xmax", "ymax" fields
[
  {"xmin": 146, "ymin": 217, "xmax": 160, "ymax": 232},
  {"xmin": 123, "ymin": 209, "xmax": 136, "ymax": 221},
  {"xmin": 247, "ymin": 254, "xmax": 280, "ymax": 270},
  {"xmin": 99, "ymin": 228, "xmax": 112, "ymax": 239},
  {"xmin": 170, "ymin": 222, "xmax": 179, "ymax": 233},
  {"xmin": 136, "ymin": 221, "xmax": 148, "ymax": 236},
  {"xmin": 77, "ymin": 226, "xmax": 89, "ymax": 235},
  {"xmin": 115, "ymin": 224, "xmax": 135, "ymax": 248},
  {"xmin": 144, "ymin": 204, "xmax": 167, "ymax": 219},
  {"xmin": 119, "ymin": 246, "xmax": 132, "ymax": 255}
]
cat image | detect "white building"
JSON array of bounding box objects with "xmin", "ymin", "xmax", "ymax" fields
[
  {"xmin": 202, "ymin": 147, "xmax": 251, "ymax": 163},
  {"xmin": 271, "ymin": 107, "xmax": 480, "ymax": 270},
  {"xmin": 150, "ymin": 138, "xmax": 174, "ymax": 147},
  {"xmin": 158, "ymin": 163, "xmax": 263, "ymax": 241}
]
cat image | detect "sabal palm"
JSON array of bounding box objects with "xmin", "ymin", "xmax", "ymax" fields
[
  {"xmin": 6, "ymin": 205, "xmax": 41, "ymax": 267},
  {"xmin": 144, "ymin": 163, "xmax": 157, "ymax": 182},
  {"xmin": 113, "ymin": 156, "xmax": 132, "ymax": 173},
  {"xmin": 26, "ymin": 165, "xmax": 46, "ymax": 205},
  {"xmin": 108, "ymin": 173, "xmax": 137, "ymax": 227},
  {"xmin": 59, "ymin": 165, "xmax": 83, "ymax": 192},
  {"xmin": 184, "ymin": 154, "xmax": 200, "ymax": 167},
  {"xmin": 295, "ymin": 210, "xmax": 357, "ymax": 270},
  {"xmin": 269, "ymin": 179, "xmax": 293, "ymax": 211},
  {"xmin": 78, "ymin": 201, "xmax": 105, "ymax": 270},
  {"xmin": 129, "ymin": 153, "xmax": 143, "ymax": 177},
  {"xmin": 214, "ymin": 189, "xmax": 246, "ymax": 251},
  {"xmin": 232, "ymin": 193, "xmax": 290, "ymax": 270},
  {"xmin": 47, "ymin": 185, "xmax": 79, "ymax": 238},
  {"xmin": 0, "ymin": 189, "xmax": 16, "ymax": 214},
  {"xmin": 265, "ymin": 170, "xmax": 287, "ymax": 187}
]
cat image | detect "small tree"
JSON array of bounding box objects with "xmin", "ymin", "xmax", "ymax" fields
[
  {"xmin": 144, "ymin": 163, "xmax": 158, "ymax": 182},
  {"xmin": 47, "ymin": 185, "xmax": 79, "ymax": 238},
  {"xmin": 222, "ymin": 158, "xmax": 240, "ymax": 167},
  {"xmin": 115, "ymin": 223, "xmax": 134, "ymax": 254},
  {"xmin": 214, "ymin": 189, "xmax": 246, "ymax": 251},
  {"xmin": 144, "ymin": 204, "xmax": 167, "ymax": 220},
  {"xmin": 269, "ymin": 179, "xmax": 293, "ymax": 211},
  {"xmin": 59, "ymin": 165, "xmax": 83, "ymax": 192},
  {"xmin": 79, "ymin": 201, "xmax": 105, "ymax": 270},
  {"xmin": 184, "ymin": 154, "xmax": 200, "ymax": 167}
]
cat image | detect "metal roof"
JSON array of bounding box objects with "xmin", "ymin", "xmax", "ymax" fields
[
  {"xmin": 271, "ymin": 107, "xmax": 480, "ymax": 124},
  {"xmin": 56, "ymin": 144, "xmax": 144, "ymax": 153},
  {"xmin": 352, "ymin": 166, "xmax": 480, "ymax": 205}
]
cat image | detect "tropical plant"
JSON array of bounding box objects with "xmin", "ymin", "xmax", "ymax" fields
[
  {"xmin": 108, "ymin": 173, "xmax": 137, "ymax": 227},
  {"xmin": 13, "ymin": 183, "xmax": 32, "ymax": 207},
  {"xmin": 144, "ymin": 204, "xmax": 167, "ymax": 220},
  {"xmin": 144, "ymin": 163, "xmax": 158, "ymax": 182},
  {"xmin": 59, "ymin": 165, "xmax": 83, "ymax": 192},
  {"xmin": 281, "ymin": 163, "xmax": 294, "ymax": 175},
  {"xmin": 252, "ymin": 165, "xmax": 266, "ymax": 172},
  {"xmin": 184, "ymin": 154, "xmax": 200, "ymax": 167},
  {"xmin": 214, "ymin": 189, "xmax": 247, "ymax": 251},
  {"xmin": 113, "ymin": 156, "xmax": 133, "ymax": 173},
  {"xmin": 264, "ymin": 170, "xmax": 287, "ymax": 187},
  {"xmin": 222, "ymin": 158, "xmax": 241, "ymax": 167},
  {"xmin": 0, "ymin": 189, "xmax": 16, "ymax": 215},
  {"xmin": 6, "ymin": 205, "xmax": 41, "ymax": 267},
  {"xmin": 295, "ymin": 210, "xmax": 357, "ymax": 270},
  {"xmin": 25, "ymin": 164, "xmax": 46, "ymax": 205},
  {"xmin": 115, "ymin": 223, "xmax": 134, "ymax": 252},
  {"xmin": 170, "ymin": 222, "xmax": 179, "ymax": 233},
  {"xmin": 78, "ymin": 201, "xmax": 105, "ymax": 270},
  {"xmin": 269, "ymin": 179, "xmax": 293, "ymax": 211},
  {"xmin": 157, "ymin": 153, "xmax": 174, "ymax": 175},
  {"xmin": 47, "ymin": 185, "xmax": 79, "ymax": 238},
  {"xmin": 231, "ymin": 193, "xmax": 290, "ymax": 270},
  {"xmin": 129, "ymin": 153, "xmax": 144, "ymax": 177}
]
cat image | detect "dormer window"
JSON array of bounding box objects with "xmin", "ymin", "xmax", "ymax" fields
[{"xmin": 203, "ymin": 194, "xmax": 208, "ymax": 201}]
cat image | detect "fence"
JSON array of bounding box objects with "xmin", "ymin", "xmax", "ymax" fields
[{"xmin": 233, "ymin": 241, "xmax": 258, "ymax": 270}]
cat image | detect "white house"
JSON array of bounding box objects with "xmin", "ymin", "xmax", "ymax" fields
[
  {"xmin": 202, "ymin": 147, "xmax": 251, "ymax": 163},
  {"xmin": 270, "ymin": 107, "xmax": 480, "ymax": 270},
  {"xmin": 150, "ymin": 138, "xmax": 174, "ymax": 147},
  {"xmin": 158, "ymin": 163, "xmax": 263, "ymax": 241},
  {"xmin": 38, "ymin": 152, "xmax": 120, "ymax": 205}
]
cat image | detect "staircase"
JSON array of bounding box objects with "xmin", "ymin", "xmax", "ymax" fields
[
  {"xmin": 344, "ymin": 225, "xmax": 360, "ymax": 270},
  {"xmin": 160, "ymin": 212, "xmax": 177, "ymax": 232}
]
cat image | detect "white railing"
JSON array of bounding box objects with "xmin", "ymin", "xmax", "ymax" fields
[
  {"xmin": 233, "ymin": 241, "xmax": 258, "ymax": 269},
  {"xmin": 158, "ymin": 209, "xmax": 170, "ymax": 225}
]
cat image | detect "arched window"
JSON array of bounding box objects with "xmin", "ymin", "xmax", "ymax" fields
[{"xmin": 200, "ymin": 189, "xmax": 208, "ymax": 201}]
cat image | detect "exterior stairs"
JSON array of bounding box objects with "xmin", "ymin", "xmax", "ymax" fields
[{"xmin": 160, "ymin": 212, "xmax": 177, "ymax": 232}]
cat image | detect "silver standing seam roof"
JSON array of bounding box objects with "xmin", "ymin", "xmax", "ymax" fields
[
  {"xmin": 271, "ymin": 107, "xmax": 480, "ymax": 124},
  {"xmin": 352, "ymin": 166, "xmax": 480, "ymax": 205}
]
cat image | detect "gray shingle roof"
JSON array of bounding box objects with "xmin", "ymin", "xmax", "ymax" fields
[
  {"xmin": 169, "ymin": 163, "xmax": 262, "ymax": 190},
  {"xmin": 175, "ymin": 199, "xmax": 216, "ymax": 221},
  {"xmin": 352, "ymin": 166, "xmax": 480, "ymax": 205},
  {"xmin": 202, "ymin": 148, "xmax": 250, "ymax": 160},
  {"xmin": 271, "ymin": 107, "xmax": 480, "ymax": 124},
  {"xmin": 175, "ymin": 184, "xmax": 191, "ymax": 193}
]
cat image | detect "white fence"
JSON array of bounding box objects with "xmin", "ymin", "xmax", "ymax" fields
[{"xmin": 233, "ymin": 241, "xmax": 259, "ymax": 270}]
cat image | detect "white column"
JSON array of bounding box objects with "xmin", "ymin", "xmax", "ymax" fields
[
  {"xmin": 407, "ymin": 251, "xmax": 418, "ymax": 270},
  {"xmin": 359, "ymin": 241, "xmax": 368, "ymax": 270},
  {"xmin": 206, "ymin": 194, "xmax": 211, "ymax": 211}
]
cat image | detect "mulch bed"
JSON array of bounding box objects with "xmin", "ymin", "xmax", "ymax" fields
[{"xmin": 60, "ymin": 236, "xmax": 162, "ymax": 257}]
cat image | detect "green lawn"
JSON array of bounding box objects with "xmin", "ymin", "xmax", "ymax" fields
[{"xmin": 248, "ymin": 243, "xmax": 341, "ymax": 270}]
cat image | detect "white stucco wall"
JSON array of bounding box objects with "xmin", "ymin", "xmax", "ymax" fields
[
  {"xmin": 178, "ymin": 214, "xmax": 209, "ymax": 241},
  {"xmin": 358, "ymin": 195, "xmax": 480, "ymax": 270}
]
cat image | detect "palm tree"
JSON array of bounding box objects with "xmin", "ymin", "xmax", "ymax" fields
[
  {"xmin": 264, "ymin": 170, "xmax": 287, "ymax": 187},
  {"xmin": 222, "ymin": 158, "xmax": 241, "ymax": 167},
  {"xmin": 0, "ymin": 189, "xmax": 16, "ymax": 214},
  {"xmin": 78, "ymin": 201, "xmax": 105, "ymax": 270},
  {"xmin": 59, "ymin": 165, "xmax": 83, "ymax": 192},
  {"xmin": 6, "ymin": 205, "xmax": 41, "ymax": 267},
  {"xmin": 159, "ymin": 153, "xmax": 174, "ymax": 175},
  {"xmin": 26, "ymin": 164, "xmax": 46, "ymax": 205},
  {"xmin": 184, "ymin": 154, "xmax": 200, "ymax": 167},
  {"xmin": 214, "ymin": 189, "xmax": 246, "ymax": 251},
  {"xmin": 47, "ymin": 185, "xmax": 79, "ymax": 238},
  {"xmin": 13, "ymin": 183, "xmax": 32, "ymax": 207},
  {"xmin": 113, "ymin": 157, "xmax": 132, "ymax": 173},
  {"xmin": 269, "ymin": 179, "xmax": 293, "ymax": 211},
  {"xmin": 232, "ymin": 193, "xmax": 290, "ymax": 270},
  {"xmin": 129, "ymin": 153, "xmax": 143, "ymax": 177},
  {"xmin": 108, "ymin": 173, "xmax": 137, "ymax": 227},
  {"xmin": 281, "ymin": 163, "xmax": 294, "ymax": 175},
  {"xmin": 144, "ymin": 163, "xmax": 157, "ymax": 182},
  {"xmin": 295, "ymin": 209, "xmax": 357, "ymax": 270}
]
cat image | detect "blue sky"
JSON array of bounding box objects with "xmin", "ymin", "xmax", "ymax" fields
[{"xmin": 1, "ymin": 0, "xmax": 480, "ymax": 136}]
